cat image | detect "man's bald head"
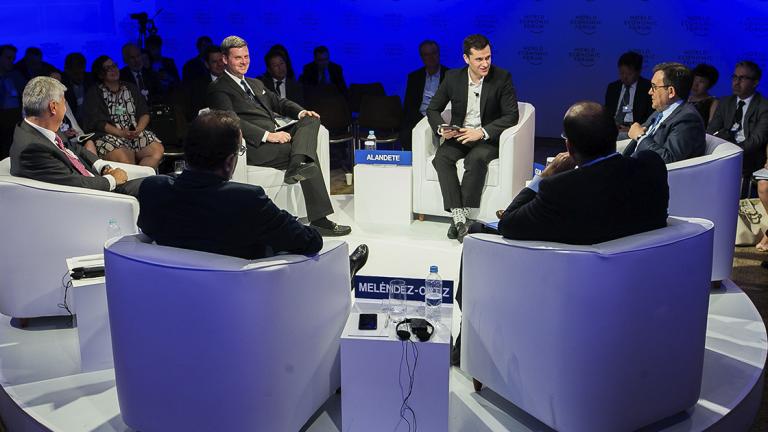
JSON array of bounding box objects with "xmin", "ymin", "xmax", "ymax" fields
[{"xmin": 563, "ymin": 101, "xmax": 618, "ymax": 160}]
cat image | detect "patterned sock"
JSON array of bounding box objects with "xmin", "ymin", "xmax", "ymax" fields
[
  {"xmin": 463, "ymin": 207, "xmax": 473, "ymax": 220},
  {"xmin": 451, "ymin": 208, "xmax": 466, "ymax": 225}
]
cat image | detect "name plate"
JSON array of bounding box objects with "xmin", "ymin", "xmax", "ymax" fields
[
  {"xmin": 533, "ymin": 162, "xmax": 545, "ymax": 176},
  {"xmin": 353, "ymin": 275, "xmax": 453, "ymax": 304},
  {"xmin": 355, "ymin": 150, "xmax": 412, "ymax": 166}
]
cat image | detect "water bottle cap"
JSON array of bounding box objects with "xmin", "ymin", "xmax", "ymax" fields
[
  {"xmin": 108, "ymin": 218, "xmax": 117, "ymax": 224},
  {"xmin": 368, "ymin": 130, "xmax": 375, "ymax": 134},
  {"xmin": 430, "ymin": 265, "xmax": 438, "ymax": 273}
]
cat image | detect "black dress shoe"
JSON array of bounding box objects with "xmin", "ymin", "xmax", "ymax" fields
[
  {"xmin": 349, "ymin": 244, "xmax": 369, "ymax": 279},
  {"xmin": 451, "ymin": 333, "xmax": 461, "ymax": 367},
  {"xmin": 447, "ymin": 222, "xmax": 458, "ymax": 239},
  {"xmin": 310, "ymin": 221, "xmax": 352, "ymax": 236},
  {"xmin": 284, "ymin": 162, "xmax": 320, "ymax": 184},
  {"xmin": 456, "ymin": 222, "xmax": 469, "ymax": 243}
]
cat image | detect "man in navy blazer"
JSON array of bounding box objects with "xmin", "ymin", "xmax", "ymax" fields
[
  {"xmin": 622, "ymin": 62, "xmax": 705, "ymax": 163},
  {"xmin": 401, "ymin": 40, "xmax": 448, "ymax": 150}
]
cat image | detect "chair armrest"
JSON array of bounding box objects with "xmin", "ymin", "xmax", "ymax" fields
[
  {"xmin": 108, "ymin": 162, "xmax": 156, "ymax": 180},
  {"xmin": 498, "ymin": 102, "xmax": 535, "ymax": 196},
  {"xmin": 616, "ymin": 139, "xmax": 631, "ymax": 153}
]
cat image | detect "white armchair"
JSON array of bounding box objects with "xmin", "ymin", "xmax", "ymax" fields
[
  {"xmin": 104, "ymin": 234, "xmax": 351, "ymax": 432},
  {"xmin": 461, "ymin": 217, "xmax": 714, "ymax": 432},
  {"xmin": 0, "ymin": 157, "xmax": 153, "ymax": 319},
  {"xmin": 412, "ymin": 102, "xmax": 535, "ymax": 222}
]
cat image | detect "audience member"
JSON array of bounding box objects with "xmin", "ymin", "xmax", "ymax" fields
[
  {"xmin": 401, "ymin": 40, "xmax": 448, "ymax": 151},
  {"xmin": 9, "ymin": 76, "xmax": 141, "ymax": 195},
  {"xmin": 145, "ymin": 34, "xmax": 180, "ymax": 93},
  {"xmin": 605, "ymin": 51, "xmax": 653, "ymax": 135},
  {"xmin": 13, "ymin": 47, "xmax": 54, "ymax": 81},
  {"xmin": 0, "ymin": 44, "xmax": 25, "ymax": 159},
  {"xmin": 266, "ymin": 44, "xmax": 295, "ymax": 79},
  {"xmin": 300, "ymin": 46, "xmax": 348, "ymax": 97},
  {"xmin": 83, "ymin": 55, "xmax": 164, "ymax": 169},
  {"xmin": 181, "ymin": 35, "xmax": 213, "ymax": 82},
  {"xmin": 184, "ymin": 46, "xmax": 225, "ymax": 118},
  {"xmin": 452, "ymin": 101, "xmax": 669, "ymax": 365},
  {"xmin": 48, "ymin": 69, "xmax": 97, "ymax": 155},
  {"xmin": 708, "ymin": 60, "xmax": 768, "ymax": 194},
  {"xmin": 688, "ymin": 63, "xmax": 719, "ymax": 127},
  {"xmin": 137, "ymin": 110, "xmax": 369, "ymax": 275},
  {"xmin": 62, "ymin": 52, "xmax": 93, "ymax": 124},
  {"xmin": 120, "ymin": 43, "xmax": 163, "ymax": 104},
  {"xmin": 623, "ymin": 62, "xmax": 705, "ymax": 163},
  {"xmin": 426, "ymin": 34, "xmax": 519, "ymax": 242},
  {"xmin": 207, "ymin": 35, "xmax": 351, "ymax": 236},
  {"xmin": 261, "ymin": 50, "xmax": 305, "ymax": 107}
]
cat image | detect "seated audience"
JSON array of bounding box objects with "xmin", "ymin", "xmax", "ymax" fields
[
  {"xmin": 605, "ymin": 51, "xmax": 653, "ymax": 135},
  {"xmin": 83, "ymin": 55, "xmax": 164, "ymax": 169},
  {"xmin": 9, "ymin": 76, "xmax": 141, "ymax": 195},
  {"xmin": 261, "ymin": 49, "xmax": 305, "ymax": 107},
  {"xmin": 623, "ymin": 62, "xmax": 705, "ymax": 163},
  {"xmin": 0, "ymin": 44, "xmax": 25, "ymax": 160},
  {"xmin": 184, "ymin": 45, "xmax": 225, "ymax": 118},
  {"xmin": 453, "ymin": 101, "xmax": 669, "ymax": 365},
  {"xmin": 688, "ymin": 63, "xmax": 719, "ymax": 127},
  {"xmin": 145, "ymin": 34, "xmax": 180, "ymax": 93},
  {"xmin": 266, "ymin": 44, "xmax": 296, "ymax": 79},
  {"xmin": 300, "ymin": 46, "xmax": 348, "ymax": 97},
  {"xmin": 62, "ymin": 52, "xmax": 93, "ymax": 124},
  {"xmin": 120, "ymin": 43, "xmax": 163, "ymax": 104},
  {"xmin": 708, "ymin": 60, "xmax": 768, "ymax": 196},
  {"xmin": 48, "ymin": 69, "xmax": 97, "ymax": 155},
  {"xmin": 401, "ymin": 40, "xmax": 448, "ymax": 151},
  {"xmin": 137, "ymin": 110, "xmax": 369, "ymax": 275},
  {"xmin": 13, "ymin": 47, "xmax": 54, "ymax": 81},
  {"xmin": 426, "ymin": 34, "xmax": 519, "ymax": 242},
  {"xmin": 207, "ymin": 35, "xmax": 351, "ymax": 237},
  {"xmin": 182, "ymin": 35, "xmax": 213, "ymax": 82}
]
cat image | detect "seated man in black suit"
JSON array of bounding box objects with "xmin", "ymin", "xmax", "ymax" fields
[
  {"xmin": 299, "ymin": 46, "xmax": 348, "ymax": 97},
  {"xmin": 137, "ymin": 110, "xmax": 368, "ymax": 272},
  {"xmin": 452, "ymin": 101, "xmax": 669, "ymax": 366},
  {"xmin": 184, "ymin": 46, "xmax": 225, "ymax": 119},
  {"xmin": 120, "ymin": 43, "xmax": 163, "ymax": 104},
  {"xmin": 182, "ymin": 36, "xmax": 213, "ymax": 82},
  {"xmin": 622, "ymin": 62, "xmax": 705, "ymax": 163},
  {"xmin": 605, "ymin": 51, "xmax": 653, "ymax": 137},
  {"xmin": 427, "ymin": 34, "xmax": 519, "ymax": 242},
  {"xmin": 145, "ymin": 34, "xmax": 180, "ymax": 94},
  {"xmin": 708, "ymin": 60, "xmax": 768, "ymax": 196},
  {"xmin": 207, "ymin": 35, "xmax": 351, "ymax": 236},
  {"xmin": 9, "ymin": 76, "xmax": 140, "ymax": 196},
  {"xmin": 401, "ymin": 40, "xmax": 448, "ymax": 151},
  {"xmin": 62, "ymin": 52, "xmax": 93, "ymax": 125},
  {"xmin": 261, "ymin": 49, "xmax": 305, "ymax": 107}
]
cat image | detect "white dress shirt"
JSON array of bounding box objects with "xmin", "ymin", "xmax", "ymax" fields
[
  {"xmin": 464, "ymin": 69, "xmax": 489, "ymax": 139},
  {"xmin": 735, "ymin": 94, "xmax": 754, "ymax": 143},
  {"xmin": 616, "ymin": 81, "xmax": 637, "ymax": 124}
]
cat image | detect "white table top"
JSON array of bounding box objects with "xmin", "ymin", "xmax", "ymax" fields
[
  {"xmin": 65, "ymin": 254, "xmax": 105, "ymax": 287},
  {"xmin": 342, "ymin": 300, "xmax": 452, "ymax": 344}
]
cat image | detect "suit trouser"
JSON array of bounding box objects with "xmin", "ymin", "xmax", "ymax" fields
[
  {"xmin": 432, "ymin": 138, "xmax": 498, "ymax": 211},
  {"xmin": 115, "ymin": 178, "xmax": 144, "ymax": 197},
  {"xmin": 246, "ymin": 116, "xmax": 333, "ymax": 221}
]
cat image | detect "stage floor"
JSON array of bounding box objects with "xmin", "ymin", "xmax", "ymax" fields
[{"xmin": 0, "ymin": 195, "xmax": 765, "ymax": 431}]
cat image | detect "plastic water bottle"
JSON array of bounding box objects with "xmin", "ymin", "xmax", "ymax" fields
[
  {"xmin": 425, "ymin": 265, "xmax": 443, "ymax": 322},
  {"xmin": 106, "ymin": 218, "xmax": 122, "ymax": 241},
  {"xmin": 364, "ymin": 130, "xmax": 377, "ymax": 151}
]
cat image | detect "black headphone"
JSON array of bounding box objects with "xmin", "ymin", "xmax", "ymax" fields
[{"xmin": 396, "ymin": 318, "xmax": 434, "ymax": 342}]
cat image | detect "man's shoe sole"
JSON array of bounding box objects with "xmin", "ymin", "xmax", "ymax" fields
[{"xmin": 284, "ymin": 163, "xmax": 320, "ymax": 184}]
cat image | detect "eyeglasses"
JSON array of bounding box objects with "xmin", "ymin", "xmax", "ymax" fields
[
  {"xmin": 732, "ymin": 74, "xmax": 756, "ymax": 82},
  {"xmin": 560, "ymin": 132, "xmax": 567, "ymax": 140},
  {"xmin": 650, "ymin": 83, "xmax": 673, "ymax": 91},
  {"xmin": 238, "ymin": 144, "xmax": 247, "ymax": 156}
]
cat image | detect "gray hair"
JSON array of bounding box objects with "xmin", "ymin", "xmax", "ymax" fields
[
  {"xmin": 23, "ymin": 76, "xmax": 66, "ymax": 117},
  {"xmin": 221, "ymin": 35, "xmax": 247, "ymax": 56}
]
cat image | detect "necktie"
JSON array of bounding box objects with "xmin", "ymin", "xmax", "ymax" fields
[
  {"xmin": 54, "ymin": 135, "xmax": 93, "ymax": 177},
  {"xmin": 734, "ymin": 100, "xmax": 746, "ymax": 132},
  {"xmin": 615, "ymin": 85, "xmax": 631, "ymax": 124},
  {"xmin": 275, "ymin": 80, "xmax": 283, "ymax": 98},
  {"xmin": 240, "ymin": 79, "xmax": 257, "ymax": 102},
  {"xmin": 135, "ymin": 71, "xmax": 145, "ymax": 90}
]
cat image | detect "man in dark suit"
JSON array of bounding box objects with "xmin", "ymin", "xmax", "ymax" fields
[
  {"xmin": 708, "ymin": 60, "xmax": 768, "ymax": 192},
  {"xmin": 0, "ymin": 44, "xmax": 25, "ymax": 160},
  {"xmin": 182, "ymin": 36, "xmax": 213, "ymax": 82},
  {"xmin": 120, "ymin": 43, "xmax": 163, "ymax": 105},
  {"xmin": 401, "ymin": 40, "xmax": 448, "ymax": 151},
  {"xmin": 300, "ymin": 46, "xmax": 348, "ymax": 97},
  {"xmin": 62, "ymin": 52, "xmax": 93, "ymax": 124},
  {"xmin": 9, "ymin": 76, "xmax": 139, "ymax": 196},
  {"xmin": 426, "ymin": 34, "xmax": 519, "ymax": 242},
  {"xmin": 183, "ymin": 46, "xmax": 225, "ymax": 120},
  {"xmin": 207, "ymin": 36, "xmax": 351, "ymax": 236},
  {"xmin": 622, "ymin": 62, "xmax": 705, "ymax": 163},
  {"xmin": 137, "ymin": 110, "xmax": 368, "ymax": 272},
  {"xmin": 605, "ymin": 51, "xmax": 654, "ymax": 137},
  {"xmin": 261, "ymin": 50, "xmax": 305, "ymax": 107},
  {"xmin": 145, "ymin": 34, "xmax": 180, "ymax": 94}
]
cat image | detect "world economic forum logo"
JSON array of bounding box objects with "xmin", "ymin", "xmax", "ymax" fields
[
  {"xmin": 570, "ymin": 15, "xmax": 601, "ymax": 35},
  {"xmin": 341, "ymin": 43, "xmax": 362, "ymax": 60},
  {"xmin": 681, "ymin": 16, "xmax": 711, "ymax": 37},
  {"xmin": 744, "ymin": 17, "xmax": 768, "ymax": 37},
  {"xmin": 299, "ymin": 13, "xmax": 320, "ymax": 31},
  {"xmin": 194, "ymin": 12, "xmax": 213, "ymax": 26},
  {"xmin": 474, "ymin": 15, "xmax": 499, "ymax": 36},
  {"xmin": 624, "ymin": 15, "xmax": 657, "ymax": 36},
  {"xmin": 518, "ymin": 46, "xmax": 547, "ymax": 66},
  {"xmin": 520, "ymin": 15, "xmax": 549, "ymax": 34},
  {"xmin": 384, "ymin": 44, "xmax": 405, "ymax": 59},
  {"xmin": 383, "ymin": 13, "xmax": 404, "ymax": 29},
  {"xmin": 677, "ymin": 49, "xmax": 713, "ymax": 66},
  {"xmin": 569, "ymin": 48, "xmax": 600, "ymax": 67},
  {"xmin": 739, "ymin": 50, "xmax": 768, "ymax": 68},
  {"xmin": 228, "ymin": 12, "xmax": 246, "ymax": 27}
]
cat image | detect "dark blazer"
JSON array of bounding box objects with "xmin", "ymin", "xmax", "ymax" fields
[
  {"xmin": 137, "ymin": 170, "xmax": 323, "ymax": 260},
  {"xmin": 426, "ymin": 65, "xmax": 519, "ymax": 144},
  {"xmin": 62, "ymin": 73, "xmax": 94, "ymax": 124},
  {"xmin": 183, "ymin": 74, "xmax": 214, "ymax": 120},
  {"xmin": 300, "ymin": 61, "xmax": 348, "ymax": 96},
  {"xmin": 9, "ymin": 120, "xmax": 110, "ymax": 190},
  {"xmin": 622, "ymin": 102, "xmax": 706, "ymax": 163},
  {"xmin": 82, "ymin": 82, "xmax": 150, "ymax": 142},
  {"xmin": 207, "ymin": 74, "xmax": 303, "ymax": 157},
  {"xmin": 499, "ymin": 151, "xmax": 669, "ymax": 245},
  {"xmin": 182, "ymin": 56, "xmax": 208, "ymax": 82},
  {"xmin": 261, "ymin": 74, "xmax": 306, "ymax": 107},
  {"xmin": 119, "ymin": 66, "xmax": 163, "ymax": 104},
  {"xmin": 403, "ymin": 65, "xmax": 448, "ymax": 124},
  {"xmin": 707, "ymin": 92, "xmax": 768, "ymax": 175},
  {"xmin": 605, "ymin": 77, "xmax": 654, "ymax": 125}
]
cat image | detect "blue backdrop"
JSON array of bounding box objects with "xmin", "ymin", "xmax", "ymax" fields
[{"xmin": 3, "ymin": 0, "xmax": 768, "ymax": 137}]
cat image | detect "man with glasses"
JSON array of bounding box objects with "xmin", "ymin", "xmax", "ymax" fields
[
  {"xmin": 708, "ymin": 60, "xmax": 768, "ymax": 194},
  {"xmin": 622, "ymin": 62, "xmax": 705, "ymax": 163}
]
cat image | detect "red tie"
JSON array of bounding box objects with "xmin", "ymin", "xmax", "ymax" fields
[{"xmin": 54, "ymin": 135, "xmax": 94, "ymax": 177}]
